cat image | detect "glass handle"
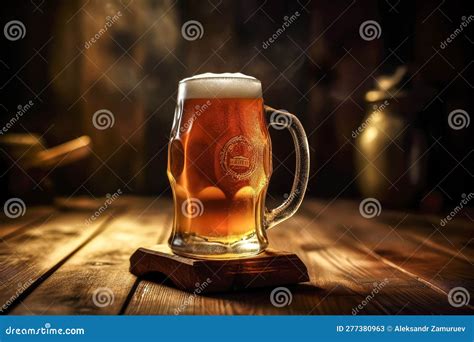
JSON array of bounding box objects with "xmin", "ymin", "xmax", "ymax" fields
[{"xmin": 264, "ymin": 105, "xmax": 310, "ymax": 230}]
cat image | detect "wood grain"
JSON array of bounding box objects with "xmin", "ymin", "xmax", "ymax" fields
[
  {"xmin": 0, "ymin": 210, "xmax": 113, "ymax": 313},
  {"xmin": 11, "ymin": 198, "xmax": 172, "ymax": 315},
  {"xmin": 123, "ymin": 198, "xmax": 473, "ymax": 315},
  {"xmin": 125, "ymin": 210, "xmax": 387, "ymax": 315},
  {"xmin": 303, "ymin": 201, "xmax": 474, "ymax": 292},
  {"xmin": 0, "ymin": 207, "xmax": 55, "ymax": 240},
  {"xmin": 301, "ymin": 200, "xmax": 474, "ymax": 310},
  {"xmin": 1, "ymin": 197, "xmax": 472, "ymax": 315},
  {"xmin": 130, "ymin": 245, "xmax": 309, "ymax": 293}
]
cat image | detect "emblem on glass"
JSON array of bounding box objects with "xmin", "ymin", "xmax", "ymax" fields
[{"xmin": 167, "ymin": 73, "xmax": 310, "ymax": 259}]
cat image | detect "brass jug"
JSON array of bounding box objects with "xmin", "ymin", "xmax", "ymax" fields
[{"xmin": 354, "ymin": 67, "xmax": 427, "ymax": 207}]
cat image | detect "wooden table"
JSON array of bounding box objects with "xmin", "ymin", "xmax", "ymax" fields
[{"xmin": 1, "ymin": 197, "xmax": 472, "ymax": 315}]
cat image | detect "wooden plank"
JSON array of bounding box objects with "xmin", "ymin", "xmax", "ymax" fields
[
  {"xmin": 130, "ymin": 245, "xmax": 309, "ymax": 293},
  {"xmin": 125, "ymin": 204, "xmax": 335, "ymax": 315},
  {"xmin": 307, "ymin": 200, "xmax": 474, "ymax": 287},
  {"xmin": 125, "ymin": 208, "xmax": 392, "ymax": 314},
  {"xmin": 11, "ymin": 198, "xmax": 172, "ymax": 315},
  {"xmin": 0, "ymin": 209, "xmax": 115, "ymax": 314},
  {"xmin": 359, "ymin": 204, "xmax": 474, "ymax": 262},
  {"xmin": 302, "ymin": 200, "xmax": 474, "ymax": 310},
  {"xmin": 311, "ymin": 200, "xmax": 474, "ymax": 261},
  {"xmin": 275, "ymin": 211, "xmax": 473, "ymax": 314},
  {"xmin": 125, "ymin": 200, "xmax": 329, "ymax": 314},
  {"xmin": 7, "ymin": 197, "xmax": 470, "ymax": 315},
  {"xmin": 0, "ymin": 206, "xmax": 55, "ymax": 239},
  {"xmin": 124, "ymin": 199, "xmax": 468, "ymax": 314}
]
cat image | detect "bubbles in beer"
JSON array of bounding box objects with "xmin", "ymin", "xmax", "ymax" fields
[{"xmin": 168, "ymin": 97, "xmax": 271, "ymax": 242}]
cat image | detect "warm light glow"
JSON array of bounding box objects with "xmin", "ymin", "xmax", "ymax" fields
[
  {"xmin": 365, "ymin": 91, "xmax": 381, "ymax": 102},
  {"xmin": 362, "ymin": 126, "xmax": 379, "ymax": 145}
]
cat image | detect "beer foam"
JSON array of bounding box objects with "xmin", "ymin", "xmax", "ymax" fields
[{"xmin": 179, "ymin": 73, "xmax": 262, "ymax": 99}]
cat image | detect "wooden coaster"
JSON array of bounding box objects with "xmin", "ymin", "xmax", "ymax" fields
[{"xmin": 130, "ymin": 244, "xmax": 309, "ymax": 293}]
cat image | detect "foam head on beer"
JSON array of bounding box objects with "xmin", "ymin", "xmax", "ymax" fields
[{"xmin": 178, "ymin": 72, "xmax": 262, "ymax": 99}]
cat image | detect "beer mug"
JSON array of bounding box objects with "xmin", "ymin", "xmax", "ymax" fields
[{"xmin": 167, "ymin": 73, "xmax": 309, "ymax": 259}]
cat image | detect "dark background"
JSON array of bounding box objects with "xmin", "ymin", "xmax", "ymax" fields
[{"xmin": 0, "ymin": 0, "xmax": 472, "ymax": 212}]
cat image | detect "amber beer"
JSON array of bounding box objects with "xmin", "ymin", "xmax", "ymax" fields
[
  {"xmin": 168, "ymin": 73, "xmax": 309, "ymax": 259},
  {"xmin": 168, "ymin": 98, "xmax": 271, "ymax": 240}
]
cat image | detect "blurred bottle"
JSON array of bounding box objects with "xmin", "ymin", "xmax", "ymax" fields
[{"xmin": 354, "ymin": 66, "xmax": 430, "ymax": 207}]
